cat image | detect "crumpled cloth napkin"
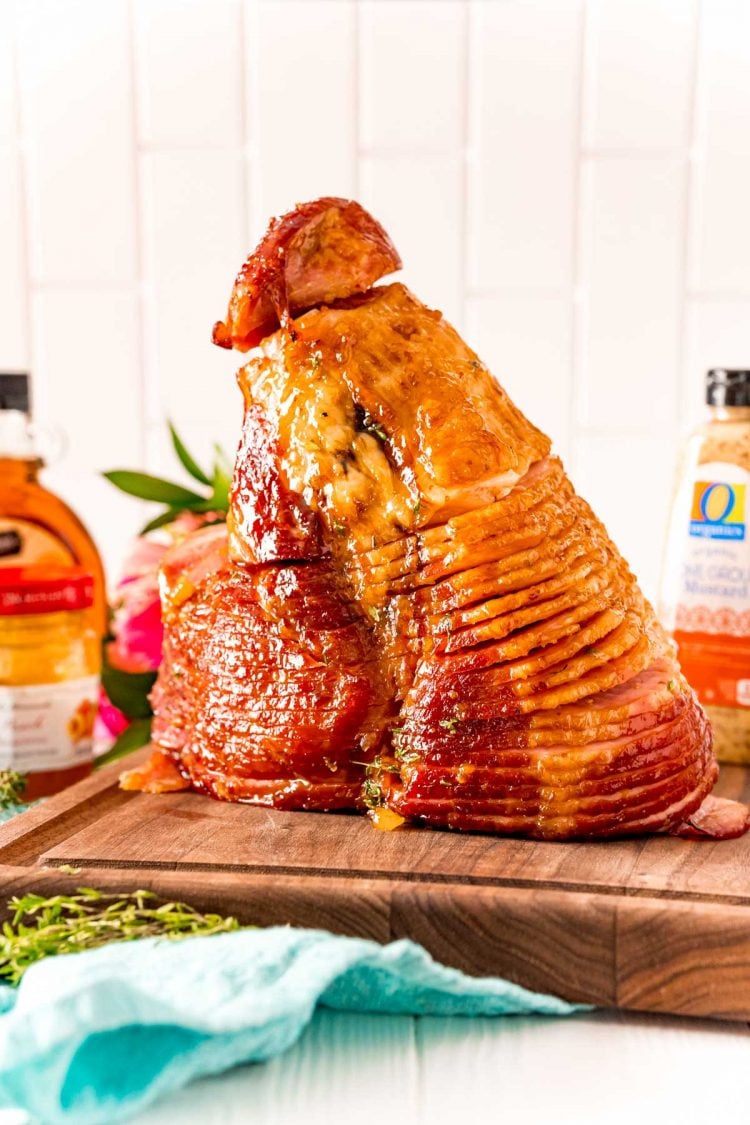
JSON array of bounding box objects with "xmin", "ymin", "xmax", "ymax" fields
[{"xmin": 0, "ymin": 925, "xmax": 581, "ymax": 1123}]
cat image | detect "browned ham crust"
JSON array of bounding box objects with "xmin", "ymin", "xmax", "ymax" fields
[{"xmin": 135, "ymin": 198, "xmax": 747, "ymax": 841}]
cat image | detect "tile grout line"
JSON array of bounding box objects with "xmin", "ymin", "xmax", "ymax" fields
[
  {"xmin": 125, "ymin": 0, "xmax": 150, "ymax": 470},
  {"xmin": 675, "ymin": 0, "xmax": 704, "ymax": 438},
  {"xmin": 352, "ymin": 0, "xmax": 361, "ymax": 199},
  {"xmin": 577, "ymin": 423, "xmax": 690, "ymax": 440},
  {"xmin": 237, "ymin": 0, "xmax": 251, "ymax": 250},
  {"xmin": 463, "ymin": 0, "xmax": 478, "ymax": 313},
  {"xmin": 239, "ymin": 0, "xmax": 250, "ymax": 248},
  {"xmin": 458, "ymin": 0, "xmax": 471, "ymax": 332},
  {"xmin": 121, "ymin": 142, "xmax": 704, "ymax": 161},
  {"xmin": 685, "ymin": 289, "xmax": 750, "ymax": 302},
  {"xmin": 24, "ymin": 280, "xmax": 750, "ymax": 302},
  {"xmin": 246, "ymin": 0, "xmax": 262, "ymax": 242},
  {"xmin": 568, "ymin": 0, "xmax": 589, "ymax": 478},
  {"xmin": 9, "ymin": 0, "xmax": 36, "ymax": 397}
]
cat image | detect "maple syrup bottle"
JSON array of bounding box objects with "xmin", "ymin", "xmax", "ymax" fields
[{"xmin": 0, "ymin": 373, "xmax": 106, "ymax": 798}]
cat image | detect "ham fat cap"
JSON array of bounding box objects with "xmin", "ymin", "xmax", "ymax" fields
[
  {"xmin": 131, "ymin": 198, "xmax": 748, "ymax": 842},
  {"xmin": 212, "ymin": 197, "xmax": 401, "ymax": 351}
]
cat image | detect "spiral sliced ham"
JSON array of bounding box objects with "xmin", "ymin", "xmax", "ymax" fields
[{"xmin": 131, "ymin": 197, "xmax": 748, "ymax": 841}]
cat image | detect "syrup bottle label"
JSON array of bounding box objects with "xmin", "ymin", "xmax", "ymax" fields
[
  {"xmin": 0, "ymin": 676, "xmax": 99, "ymax": 772},
  {"xmin": 0, "ymin": 519, "xmax": 75, "ymax": 568}
]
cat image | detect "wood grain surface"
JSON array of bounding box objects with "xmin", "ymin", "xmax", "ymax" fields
[{"xmin": 1, "ymin": 750, "xmax": 749, "ymax": 1021}]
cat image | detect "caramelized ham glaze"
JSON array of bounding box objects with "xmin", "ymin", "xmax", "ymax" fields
[
  {"xmin": 212, "ymin": 198, "xmax": 401, "ymax": 351},
  {"xmin": 135, "ymin": 198, "xmax": 748, "ymax": 841}
]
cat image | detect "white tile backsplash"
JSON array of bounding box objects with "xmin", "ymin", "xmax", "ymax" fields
[
  {"xmin": 15, "ymin": 0, "xmax": 137, "ymax": 284},
  {"xmin": 0, "ymin": 2, "xmax": 17, "ymax": 142},
  {"xmin": 30, "ymin": 288, "xmax": 145, "ymax": 576},
  {"xmin": 359, "ymin": 0, "xmax": 465, "ymax": 153},
  {"xmin": 251, "ymin": 0, "xmax": 357, "ymax": 231},
  {"xmin": 583, "ymin": 0, "xmax": 696, "ymax": 151},
  {"xmin": 578, "ymin": 156, "xmax": 685, "ymax": 430},
  {"xmin": 31, "ymin": 290, "xmax": 143, "ymax": 471},
  {"xmin": 468, "ymin": 0, "xmax": 582, "ymax": 292},
  {"xmin": 139, "ymin": 149, "xmax": 245, "ymax": 439},
  {"xmin": 1, "ymin": 0, "xmax": 749, "ymax": 592},
  {"xmin": 0, "ymin": 145, "xmax": 28, "ymax": 368},
  {"xmin": 574, "ymin": 431, "xmax": 677, "ymax": 603},
  {"xmin": 360, "ymin": 153, "xmax": 464, "ymax": 323},
  {"xmin": 690, "ymin": 0, "xmax": 750, "ymax": 294},
  {"xmin": 133, "ymin": 0, "xmax": 243, "ymax": 148},
  {"xmin": 682, "ymin": 298, "xmax": 750, "ymax": 429},
  {"xmin": 467, "ymin": 295, "xmax": 573, "ymax": 461}
]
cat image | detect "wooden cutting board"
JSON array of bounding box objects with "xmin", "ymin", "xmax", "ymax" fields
[{"xmin": 1, "ymin": 749, "xmax": 749, "ymax": 1022}]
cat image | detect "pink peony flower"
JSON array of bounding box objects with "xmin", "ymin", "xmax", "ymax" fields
[
  {"xmin": 109, "ymin": 572, "xmax": 163, "ymax": 673},
  {"xmin": 94, "ymin": 687, "xmax": 130, "ymax": 743},
  {"xmin": 96, "ymin": 511, "xmax": 223, "ymax": 752}
]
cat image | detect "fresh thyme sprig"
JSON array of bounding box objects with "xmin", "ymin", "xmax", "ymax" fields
[
  {"xmin": 0, "ymin": 771, "xmax": 27, "ymax": 809},
  {"xmin": 0, "ymin": 888, "xmax": 241, "ymax": 986},
  {"xmin": 438, "ymin": 717, "xmax": 461, "ymax": 734},
  {"xmin": 362, "ymin": 776, "xmax": 384, "ymax": 810},
  {"xmin": 394, "ymin": 744, "xmax": 419, "ymax": 766}
]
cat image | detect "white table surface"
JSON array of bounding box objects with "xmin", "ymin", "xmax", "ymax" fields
[
  {"xmin": 136, "ymin": 1010, "xmax": 750, "ymax": 1125},
  {"xmin": 1, "ymin": 1007, "xmax": 748, "ymax": 1123}
]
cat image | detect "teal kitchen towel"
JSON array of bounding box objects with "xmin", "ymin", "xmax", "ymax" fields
[{"xmin": 0, "ymin": 926, "xmax": 582, "ymax": 1123}]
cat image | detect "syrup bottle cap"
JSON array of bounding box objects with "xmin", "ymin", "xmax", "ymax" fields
[{"xmin": 0, "ymin": 373, "xmax": 30, "ymax": 414}]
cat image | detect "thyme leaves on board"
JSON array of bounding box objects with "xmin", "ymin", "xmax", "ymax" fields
[{"xmin": 0, "ymin": 888, "xmax": 241, "ymax": 986}]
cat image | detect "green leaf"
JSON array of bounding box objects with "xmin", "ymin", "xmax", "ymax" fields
[
  {"xmin": 95, "ymin": 718, "xmax": 153, "ymax": 769},
  {"xmin": 213, "ymin": 443, "xmax": 233, "ymax": 480},
  {"xmin": 209, "ymin": 469, "xmax": 231, "ymax": 511},
  {"xmin": 207, "ymin": 445, "xmax": 232, "ymax": 512},
  {"xmin": 101, "ymin": 663, "xmax": 157, "ymax": 720},
  {"xmin": 103, "ymin": 471, "xmax": 205, "ymax": 506},
  {"xmin": 169, "ymin": 422, "xmax": 211, "ymax": 486},
  {"xmin": 140, "ymin": 507, "xmax": 183, "ymax": 535}
]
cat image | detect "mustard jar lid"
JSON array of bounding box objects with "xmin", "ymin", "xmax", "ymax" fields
[{"xmin": 707, "ymin": 369, "xmax": 750, "ymax": 407}]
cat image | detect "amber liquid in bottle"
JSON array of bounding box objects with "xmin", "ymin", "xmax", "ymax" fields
[{"xmin": 0, "ymin": 381, "xmax": 106, "ymax": 798}]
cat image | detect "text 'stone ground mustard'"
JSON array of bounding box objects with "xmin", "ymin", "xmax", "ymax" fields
[{"xmin": 662, "ymin": 369, "xmax": 750, "ymax": 764}]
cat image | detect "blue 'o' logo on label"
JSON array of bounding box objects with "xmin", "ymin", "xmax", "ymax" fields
[
  {"xmin": 690, "ymin": 481, "xmax": 746, "ymax": 540},
  {"xmin": 699, "ymin": 482, "xmax": 735, "ymax": 524}
]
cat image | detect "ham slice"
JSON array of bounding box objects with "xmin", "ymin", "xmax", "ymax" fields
[
  {"xmin": 671, "ymin": 795, "xmax": 750, "ymax": 840},
  {"xmin": 120, "ymin": 749, "xmax": 190, "ymax": 794},
  {"xmin": 212, "ymin": 198, "xmax": 401, "ymax": 351},
  {"xmin": 136, "ymin": 197, "xmax": 747, "ymax": 841}
]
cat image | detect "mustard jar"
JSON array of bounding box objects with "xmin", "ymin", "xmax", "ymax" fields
[{"xmin": 661, "ymin": 368, "xmax": 750, "ymax": 763}]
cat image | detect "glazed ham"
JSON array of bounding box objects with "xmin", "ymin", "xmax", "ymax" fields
[
  {"xmin": 132, "ymin": 197, "xmax": 748, "ymax": 840},
  {"xmin": 212, "ymin": 197, "xmax": 401, "ymax": 351}
]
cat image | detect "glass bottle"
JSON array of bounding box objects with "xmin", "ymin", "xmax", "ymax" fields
[
  {"xmin": 0, "ymin": 568, "xmax": 100, "ymax": 799},
  {"xmin": 0, "ymin": 373, "xmax": 106, "ymax": 796},
  {"xmin": 661, "ymin": 369, "xmax": 750, "ymax": 763}
]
